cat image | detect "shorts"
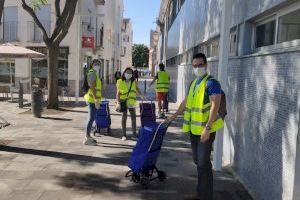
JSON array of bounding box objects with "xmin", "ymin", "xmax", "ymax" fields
[{"xmin": 156, "ymin": 92, "xmax": 167, "ymax": 101}]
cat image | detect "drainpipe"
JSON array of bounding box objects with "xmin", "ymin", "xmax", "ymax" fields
[
  {"xmin": 213, "ymin": 0, "xmax": 232, "ymax": 171},
  {"xmin": 75, "ymin": 2, "xmax": 82, "ymax": 104}
]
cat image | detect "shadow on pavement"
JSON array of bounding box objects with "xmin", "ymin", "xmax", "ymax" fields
[
  {"xmin": 0, "ymin": 145, "xmax": 128, "ymax": 166},
  {"xmin": 40, "ymin": 116, "xmax": 73, "ymax": 121},
  {"xmin": 98, "ymin": 141, "xmax": 134, "ymax": 148},
  {"xmin": 59, "ymin": 108, "xmax": 88, "ymax": 114}
]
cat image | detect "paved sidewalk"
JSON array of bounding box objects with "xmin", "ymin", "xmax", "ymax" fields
[{"xmin": 0, "ymin": 93, "xmax": 252, "ymax": 200}]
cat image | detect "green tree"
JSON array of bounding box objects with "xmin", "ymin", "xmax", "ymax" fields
[
  {"xmin": 21, "ymin": 0, "xmax": 78, "ymax": 109},
  {"xmin": 132, "ymin": 44, "xmax": 149, "ymax": 68}
]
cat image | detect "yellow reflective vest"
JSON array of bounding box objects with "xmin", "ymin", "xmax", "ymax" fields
[
  {"xmin": 155, "ymin": 71, "xmax": 170, "ymax": 92},
  {"xmin": 183, "ymin": 75, "xmax": 224, "ymax": 135},
  {"xmin": 84, "ymin": 69, "xmax": 102, "ymax": 104},
  {"xmin": 117, "ymin": 79, "xmax": 137, "ymax": 107}
]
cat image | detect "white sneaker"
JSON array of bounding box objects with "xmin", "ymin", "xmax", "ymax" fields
[
  {"xmin": 121, "ymin": 136, "xmax": 127, "ymax": 141},
  {"xmin": 83, "ymin": 137, "xmax": 97, "ymax": 146}
]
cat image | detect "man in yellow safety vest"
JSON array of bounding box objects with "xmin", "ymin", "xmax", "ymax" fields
[{"xmin": 165, "ymin": 53, "xmax": 224, "ymax": 200}]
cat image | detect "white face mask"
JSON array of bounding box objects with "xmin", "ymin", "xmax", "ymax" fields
[
  {"xmin": 193, "ymin": 67, "xmax": 206, "ymax": 77},
  {"xmin": 124, "ymin": 73, "xmax": 132, "ymax": 80}
]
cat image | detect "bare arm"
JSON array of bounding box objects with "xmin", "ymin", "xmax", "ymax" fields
[
  {"xmin": 200, "ymin": 93, "xmax": 221, "ymax": 142},
  {"xmin": 116, "ymin": 85, "xmax": 121, "ymax": 102},
  {"xmin": 89, "ymin": 81, "xmax": 98, "ymax": 101},
  {"xmin": 206, "ymin": 94, "xmax": 221, "ymax": 127}
]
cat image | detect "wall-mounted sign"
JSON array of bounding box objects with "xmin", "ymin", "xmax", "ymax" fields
[{"xmin": 82, "ymin": 36, "xmax": 95, "ymax": 48}]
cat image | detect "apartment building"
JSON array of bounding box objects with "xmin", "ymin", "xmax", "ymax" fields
[
  {"xmin": 120, "ymin": 18, "xmax": 133, "ymax": 72},
  {"xmin": 0, "ymin": 0, "xmax": 127, "ymax": 96},
  {"xmin": 156, "ymin": 0, "xmax": 300, "ymax": 200},
  {"xmin": 149, "ymin": 29, "xmax": 160, "ymax": 76}
]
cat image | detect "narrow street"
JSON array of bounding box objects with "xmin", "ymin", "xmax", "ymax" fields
[{"xmin": 0, "ymin": 82, "xmax": 252, "ymax": 200}]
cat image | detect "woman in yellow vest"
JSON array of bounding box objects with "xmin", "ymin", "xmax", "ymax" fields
[
  {"xmin": 83, "ymin": 60, "xmax": 102, "ymax": 146},
  {"xmin": 165, "ymin": 53, "xmax": 224, "ymax": 200},
  {"xmin": 116, "ymin": 67, "xmax": 143, "ymax": 141}
]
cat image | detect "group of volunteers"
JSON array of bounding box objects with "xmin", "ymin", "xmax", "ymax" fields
[
  {"xmin": 83, "ymin": 62, "xmax": 171, "ymax": 144},
  {"xmin": 82, "ymin": 52, "xmax": 224, "ymax": 200}
]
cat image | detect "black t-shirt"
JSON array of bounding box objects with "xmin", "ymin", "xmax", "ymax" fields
[{"xmin": 133, "ymin": 70, "xmax": 139, "ymax": 78}]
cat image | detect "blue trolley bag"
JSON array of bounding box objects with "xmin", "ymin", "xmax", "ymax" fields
[
  {"xmin": 139, "ymin": 101, "xmax": 156, "ymax": 127},
  {"xmin": 94, "ymin": 100, "xmax": 111, "ymax": 135},
  {"xmin": 126, "ymin": 122, "xmax": 168, "ymax": 188}
]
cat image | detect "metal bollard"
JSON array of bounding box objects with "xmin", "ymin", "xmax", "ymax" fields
[
  {"xmin": 18, "ymin": 82, "xmax": 23, "ymax": 108},
  {"xmin": 144, "ymin": 80, "xmax": 147, "ymax": 94},
  {"xmin": 31, "ymin": 89, "xmax": 43, "ymax": 118}
]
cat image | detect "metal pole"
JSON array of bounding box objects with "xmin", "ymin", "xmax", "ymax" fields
[
  {"xmin": 19, "ymin": 82, "xmax": 23, "ymax": 108},
  {"xmin": 213, "ymin": 0, "xmax": 232, "ymax": 171},
  {"xmin": 10, "ymin": 62, "xmax": 13, "ymax": 102},
  {"xmin": 75, "ymin": 14, "xmax": 81, "ymax": 104}
]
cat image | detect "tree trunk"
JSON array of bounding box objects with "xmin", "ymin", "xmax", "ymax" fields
[
  {"xmin": 47, "ymin": 44, "xmax": 59, "ymax": 109},
  {"xmin": 0, "ymin": 0, "xmax": 5, "ymax": 25}
]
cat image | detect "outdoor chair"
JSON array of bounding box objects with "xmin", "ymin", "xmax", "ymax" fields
[
  {"xmin": 0, "ymin": 116, "xmax": 10, "ymax": 129},
  {"xmin": 10, "ymin": 86, "xmax": 19, "ymax": 102}
]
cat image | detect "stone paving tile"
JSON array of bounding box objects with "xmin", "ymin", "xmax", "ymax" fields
[
  {"xmin": 2, "ymin": 189, "xmax": 44, "ymax": 200},
  {"xmin": 0, "ymin": 179, "xmax": 31, "ymax": 190},
  {"xmin": 0, "ymin": 86, "xmax": 253, "ymax": 200}
]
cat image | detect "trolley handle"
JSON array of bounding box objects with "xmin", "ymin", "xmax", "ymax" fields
[{"xmin": 147, "ymin": 122, "xmax": 166, "ymax": 153}]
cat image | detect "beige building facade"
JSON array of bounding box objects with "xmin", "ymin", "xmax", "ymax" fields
[
  {"xmin": 0, "ymin": 0, "xmax": 128, "ymax": 97},
  {"xmin": 120, "ymin": 18, "xmax": 133, "ymax": 72}
]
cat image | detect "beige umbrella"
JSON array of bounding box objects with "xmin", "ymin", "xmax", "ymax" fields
[
  {"xmin": 0, "ymin": 43, "xmax": 46, "ymax": 102},
  {"xmin": 0, "ymin": 43, "xmax": 45, "ymax": 58}
]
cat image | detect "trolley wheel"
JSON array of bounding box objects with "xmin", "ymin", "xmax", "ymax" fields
[
  {"xmin": 140, "ymin": 177, "xmax": 149, "ymax": 189},
  {"xmin": 107, "ymin": 126, "xmax": 111, "ymax": 136},
  {"xmin": 94, "ymin": 127, "xmax": 101, "ymax": 136},
  {"xmin": 157, "ymin": 170, "xmax": 166, "ymax": 182},
  {"xmin": 132, "ymin": 173, "xmax": 140, "ymax": 183},
  {"xmin": 93, "ymin": 129, "xmax": 97, "ymax": 136}
]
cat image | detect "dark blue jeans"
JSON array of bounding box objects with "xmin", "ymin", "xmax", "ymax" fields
[
  {"xmin": 190, "ymin": 132, "xmax": 216, "ymax": 200},
  {"xmin": 85, "ymin": 103, "xmax": 97, "ymax": 137}
]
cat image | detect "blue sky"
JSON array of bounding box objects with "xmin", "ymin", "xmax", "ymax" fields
[{"xmin": 123, "ymin": 0, "xmax": 161, "ymax": 46}]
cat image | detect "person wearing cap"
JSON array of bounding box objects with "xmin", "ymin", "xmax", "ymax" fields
[{"xmin": 83, "ymin": 60, "xmax": 102, "ymax": 146}]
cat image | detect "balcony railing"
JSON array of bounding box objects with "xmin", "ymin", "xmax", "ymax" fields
[
  {"xmin": 1, "ymin": 21, "xmax": 18, "ymax": 42},
  {"xmin": 27, "ymin": 21, "xmax": 51, "ymax": 43}
]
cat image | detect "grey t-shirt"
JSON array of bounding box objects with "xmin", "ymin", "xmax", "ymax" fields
[{"xmin": 88, "ymin": 72, "xmax": 97, "ymax": 86}]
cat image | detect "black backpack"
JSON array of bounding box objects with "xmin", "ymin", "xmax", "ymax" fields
[
  {"xmin": 206, "ymin": 76, "xmax": 227, "ymax": 119},
  {"xmin": 82, "ymin": 73, "xmax": 90, "ymax": 93}
]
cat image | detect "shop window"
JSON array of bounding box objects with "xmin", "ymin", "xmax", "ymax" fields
[
  {"xmin": 30, "ymin": 47, "xmax": 69, "ymax": 87},
  {"xmin": 0, "ymin": 62, "xmax": 15, "ymax": 85}
]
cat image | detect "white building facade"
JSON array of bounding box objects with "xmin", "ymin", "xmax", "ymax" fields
[
  {"xmin": 156, "ymin": 0, "xmax": 300, "ymax": 200},
  {"xmin": 120, "ymin": 18, "xmax": 133, "ymax": 72},
  {"xmin": 0, "ymin": 0, "xmax": 127, "ymax": 96},
  {"xmin": 149, "ymin": 30, "xmax": 160, "ymax": 77}
]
